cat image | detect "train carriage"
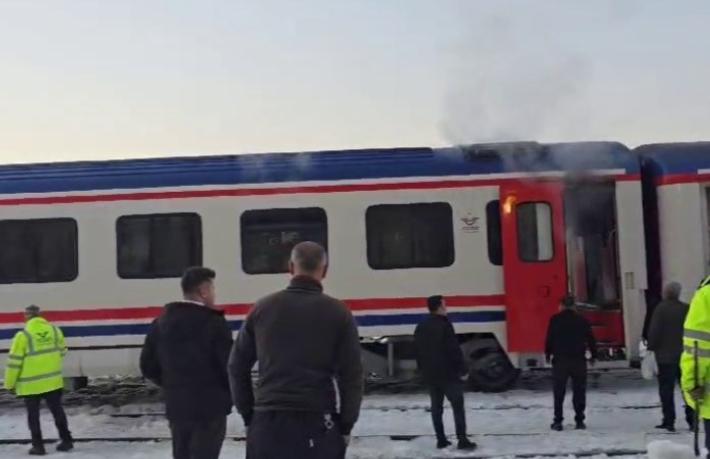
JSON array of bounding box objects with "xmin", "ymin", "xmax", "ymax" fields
[{"xmin": 0, "ymin": 141, "xmax": 647, "ymax": 391}]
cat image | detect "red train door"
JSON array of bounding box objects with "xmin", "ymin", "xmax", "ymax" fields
[{"xmin": 501, "ymin": 181, "xmax": 568, "ymax": 353}]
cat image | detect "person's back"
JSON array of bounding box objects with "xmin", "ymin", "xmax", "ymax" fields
[
  {"xmin": 140, "ymin": 267, "xmax": 232, "ymax": 459},
  {"xmin": 230, "ymin": 241, "xmax": 363, "ymax": 459},
  {"xmin": 546, "ymin": 309, "xmax": 595, "ymax": 361},
  {"xmin": 414, "ymin": 315, "xmax": 464, "ymax": 385},
  {"xmin": 648, "ymin": 297, "xmax": 689, "ymax": 365}
]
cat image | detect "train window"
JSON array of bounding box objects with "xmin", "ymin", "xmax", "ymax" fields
[
  {"xmin": 366, "ymin": 203, "xmax": 454, "ymax": 270},
  {"xmin": 0, "ymin": 218, "xmax": 78, "ymax": 284},
  {"xmin": 117, "ymin": 213, "xmax": 202, "ymax": 279},
  {"xmin": 517, "ymin": 202, "xmax": 553, "ymax": 262},
  {"xmin": 241, "ymin": 208, "xmax": 328, "ymax": 275},
  {"xmin": 486, "ymin": 201, "xmax": 503, "ymax": 266}
]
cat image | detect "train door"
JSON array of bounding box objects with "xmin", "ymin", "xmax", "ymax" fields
[
  {"xmin": 564, "ymin": 182, "xmax": 625, "ymax": 356},
  {"xmin": 501, "ymin": 181, "xmax": 567, "ymax": 354}
]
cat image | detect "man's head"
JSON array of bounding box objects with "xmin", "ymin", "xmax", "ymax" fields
[
  {"xmin": 561, "ymin": 294, "xmax": 576, "ymax": 310},
  {"xmin": 289, "ymin": 241, "xmax": 328, "ymax": 280},
  {"xmin": 24, "ymin": 305, "xmax": 40, "ymax": 321},
  {"xmin": 663, "ymin": 281, "xmax": 682, "ymax": 301},
  {"xmin": 181, "ymin": 267, "xmax": 217, "ymax": 309},
  {"xmin": 427, "ymin": 295, "xmax": 447, "ymax": 316}
]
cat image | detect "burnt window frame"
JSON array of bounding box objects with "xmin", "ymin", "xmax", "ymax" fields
[
  {"xmin": 116, "ymin": 212, "xmax": 203, "ymax": 279},
  {"xmin": 365, "ymin": 202, "xmax": 455, "ymax": 270},
  {"xmin": 240, "ymin": 207, "xmax": 329, "ymax": 275},
  {"xmin": 0, "ymin": 217, "xmax": 79, "ymax": 284}
]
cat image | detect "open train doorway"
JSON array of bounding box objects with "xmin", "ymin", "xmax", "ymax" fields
[{"xmin": 564, "ymin": 181, "xmax": 625, "ymax": 360}]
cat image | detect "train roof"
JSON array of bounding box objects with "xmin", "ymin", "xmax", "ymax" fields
[
  {"xmin": 0, "ymin": 141, "xmax": 637, "ymax": 195},
  {"xmin": 635, "ymin": 142, "xmax": 710, "ymax": 175}
]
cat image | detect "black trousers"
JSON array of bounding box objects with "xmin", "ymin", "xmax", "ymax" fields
[
  {"xmin": 657, "ymin": 363, "xmax": 695, "ymax": 427},
  {"xmin": 23, "ymin": 389, "xmax": 72, "ymax": 447},
  {"xmin": 169, "ymin": 416, "xmax": 226, "ymax": 459},
  {"xmin": 704, "ymin": 419, "xmax": 710, "ymax": 459},
  {"xmin": 429, "ymin": 381, "xmax": 467, "ymax": 441},
  {"xmin": 246, "ymin": 411, "xmax": 346, "ymax": 459},
  {"xmin": 552, "ymin": 358, "xmax": 587, "ymax": 424}
]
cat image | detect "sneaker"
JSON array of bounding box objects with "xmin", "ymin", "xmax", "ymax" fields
[
  {"xmin": 551, "ymin": 422, "xmax": 563, "ymax": 431},
  {"xmin": 457, "ymin": 438, "xmax": 477, "ymax": 451},
  {"xmin": 28, "ymin": 445, "xmax": 46, "ymax": 456},
  {"xmin": 575, "ymin": 421, "xmax": 586, "ymax": 430},
  {"xmin": 436, "ymin": 439, "xmax": 452, "ymax": 449},
  {"xmin": 56, "ymin": 441, "xmax": 74, "ymax": 452}
]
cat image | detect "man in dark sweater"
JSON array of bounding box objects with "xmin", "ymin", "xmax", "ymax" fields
[
  {"xmin": 140, "ymin": 267, "xmax": 233, "ymax": 459},
  {"xmin": 414, "ymin": 295, "xmax": 476, "ymax": 451},
  {"xmin": 647, "ymin": 281, "xmax": 693, "ymax": 432},
  {"xmin": 229, "ymin": 241, "xmax": 363, "ymax": 459},
  {"xmin": 545, "ymin": 295, "xmax": 597, "ymax": 431}
]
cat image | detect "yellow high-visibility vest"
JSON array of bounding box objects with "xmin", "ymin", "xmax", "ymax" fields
[{"xmin": 3, "ymin": 317, "xmax": 67, "ymax": 396}]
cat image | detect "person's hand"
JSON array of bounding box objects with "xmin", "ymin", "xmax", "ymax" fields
[
  {"xmin": 342, "ymin": 435, "xmax": 351, "ymax": 447},
  {"xmin": 690, "ymin": 386, "xmax": 705, "ymax": 402}
]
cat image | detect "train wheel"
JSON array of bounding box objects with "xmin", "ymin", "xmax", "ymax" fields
[{"xmin": 465, "ymin": 338, "xmax": 519, "ymax": 392}]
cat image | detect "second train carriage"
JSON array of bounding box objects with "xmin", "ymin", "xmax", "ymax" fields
[{"xmin": 0, "ymin": 141, "xmax": 649, "ymax": 391}]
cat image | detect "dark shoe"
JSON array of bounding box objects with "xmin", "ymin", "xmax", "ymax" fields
[
  {"xmin": 575, "ymin": 421, "xmax": 586, "ymax": 430},
  {"xmin": 457, "ymin": 438, "xmax": 477, "ymax": 451},
  {"xmin": 655, "ymin": 423, "xmax": 675, "ymax": 432},
  {"xmin": 28, "ymin": 445, "xmax": 46, "ymax": 456},
  {"xmin": 436, "ymin": 439, "xmax": 452, "ymax": 449},
  {"xmin": 57, "ymin": 441, "xmax": 74, "ymax": 452},
  {"xmin": 551, "ymin": 422, "xmax": 563, "ymax": 431}
]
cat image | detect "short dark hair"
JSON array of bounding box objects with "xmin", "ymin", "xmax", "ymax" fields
[
  {"xmin": 427, "ymin": 295, "xmax": 444, "ymax": 313},
  {"xmin": 561, "ymin": 294, "xmax": 576, "ymax": 308},
  {"xmin": 181, "ymin": 267, "xmax": 216, "ymax": 294}
]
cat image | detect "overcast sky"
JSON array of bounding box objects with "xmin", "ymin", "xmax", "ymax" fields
[{"xmin": 1, "ymin": 0, "xmax": 709, "ymax": 164}]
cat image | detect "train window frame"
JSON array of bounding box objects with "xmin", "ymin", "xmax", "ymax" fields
[
  {"xmin": 0, "ymin": 218, "xmax": 79, "ymax": 284},
  {"xmin": 116, "ymin": 212, "xmax": 203, "ymax": 279},
  {"xmin": 366, "ymin": 202, "xmax": 455, "ymax": 270},
  {"xmin": 516, "ymin": 202, "xmax": 554, "ymax": 262},
  {"xmin": 486, "ymin": 200, "xmax": 503, "ymax": 266},
  {"xmin": 240, "ymin": 207, "xmax": 328, "ymax": 275}
]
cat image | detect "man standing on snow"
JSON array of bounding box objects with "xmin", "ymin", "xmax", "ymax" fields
[
  {"xmin": 647, "ymin": 282, "xmax": 693, "ymax": 432},
  {"xmin": 545, "ymin": 295, "xmax": 597, "ymax": 431},
  {"xmin": 682, "ymin": 275, "xmax": 710, "ymax": 457},
  {"xmin": 140, "ymin": 267, "xmax": 233, "ymax": 459},
  {"xmin": 229, "ymin": 241, "xmax": 363, "ymax": 459},
  {"xmin": 4, "ymin": 305, "xmax": 73, "ymax": 456},
  {"xmin": 414, "ymin": 295, "xmax": 477, "ymax": 451}
]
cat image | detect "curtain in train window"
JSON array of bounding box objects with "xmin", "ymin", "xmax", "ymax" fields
[
  {"xmin": 516, "ymin": 202, "xmax": 553, "ymax": 262},
  {"xmin": 366, "ymin": 203, "xmax": 454, "ymax": 270},
  {"xmin": 0, "ymin": 218, "xmax": 78, "ymax": 283},
  {"xmin": 241, "ymin": 208, "xmax": 328, "ymax": 275},
  {"xmin": 117, "ymin": 213, "xmax": 202, "ymax": 278}
]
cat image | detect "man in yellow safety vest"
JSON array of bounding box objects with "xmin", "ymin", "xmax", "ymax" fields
[
  {"xmin": 682, "ymin": 275, "xmax": 710, "ymax": 459},
  {"xmin": 3, "ymin": 305, "xmax": 73, "ymax": 455}
]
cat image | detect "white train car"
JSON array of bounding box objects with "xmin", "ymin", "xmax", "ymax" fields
[
  {"xmin": 638, "ymin": 143, "xmax": 710, "ymax": 309},
  {"xmin": 0, "ymin": 141, "xmax": 647, "ymax": 391}
]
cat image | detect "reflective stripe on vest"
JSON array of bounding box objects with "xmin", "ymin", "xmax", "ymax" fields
[
  {"xmin": 7, "ymin": 363, "xmax": 22, "ymax": 370},
  {"xmin": 684, "ymin": 345, "xmax": 710, "ymax": 358},
  {"xmin": 8, "ymin": 354, "xmax": 23, "ymax": 361},
  {"xmin": 17, "ymin": 371, "xmax": 63, "ymax": 383},
  {"xmin": 685, "ymin": 329, "xmax": 710, "ymax": 342}
]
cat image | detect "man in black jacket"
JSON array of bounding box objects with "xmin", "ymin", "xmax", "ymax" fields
[
  {"xmin": 140, "ymin": 267, "xmax": 233, "ymax": 459},
  {"xmin": 414, "ymin": 295, "xmax": 476, "ymax": 451},
  {"xmin": 545, "ymin": 295, "xmax": 597, "ymax": 431},
  {"xmin": 647, "ymin": 281, "xmax": 693, "ymax": 432},
  {"xmin": 229, "ymin": 241, "xmax": 363, "ymax": 459}
]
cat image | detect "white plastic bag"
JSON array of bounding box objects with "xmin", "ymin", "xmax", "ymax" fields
[{"xmin": 641, "ymin": 350, "xmax": 658, "ymax": 380}]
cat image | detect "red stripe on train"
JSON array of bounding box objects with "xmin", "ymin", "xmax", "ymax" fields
[
  {"xmin": 0, "ymin": 295, "xmax": 506, "ymax": 325},
  {"xmin": 0, "ymin": 175, "xmax": 639, "ymax": 207},
  {"xmin": 657, "ymin": 173, "xmax": 710, "ymax": 186}
]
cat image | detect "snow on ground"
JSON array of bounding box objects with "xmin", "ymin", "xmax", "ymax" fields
[{"xmin": 0, "ymin": 370, "xmax": 699, "ymax": 458}]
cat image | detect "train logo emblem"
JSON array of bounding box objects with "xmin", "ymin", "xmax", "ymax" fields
[{"xmin": 460, "ymin": 214, "xmax": 480, "ymax": 233}]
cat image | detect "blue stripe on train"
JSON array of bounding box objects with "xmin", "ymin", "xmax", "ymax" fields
[{"xmin": 0, "ymin": 311, "xmax": 506, "ymax": 341}]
